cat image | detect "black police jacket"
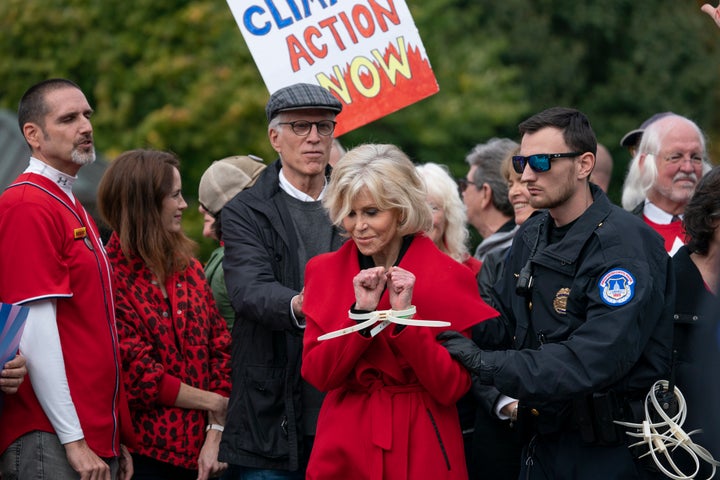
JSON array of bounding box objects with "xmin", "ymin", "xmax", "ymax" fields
[{"xmin": 478, "ymin": 184, "xmax": 674, "ymax": 434}]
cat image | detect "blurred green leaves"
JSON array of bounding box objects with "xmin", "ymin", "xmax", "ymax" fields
[{"xmin": 1, "ymin": 0, "xmax": 718, "ymax": 258}]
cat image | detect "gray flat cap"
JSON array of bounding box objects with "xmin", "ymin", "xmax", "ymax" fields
[{"xmin": 266, "ymin": 83, "xmax": 342, "ymax": 122}]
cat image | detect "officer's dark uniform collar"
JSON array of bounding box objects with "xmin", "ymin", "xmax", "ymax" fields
[{"xmin": 522, "ymin": 184, "xmax": 612, "ymax": 269}]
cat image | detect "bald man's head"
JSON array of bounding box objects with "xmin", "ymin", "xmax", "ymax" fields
[{"xmin": 591, "ymin": 143, "xmax": 613, "ymax": 192}]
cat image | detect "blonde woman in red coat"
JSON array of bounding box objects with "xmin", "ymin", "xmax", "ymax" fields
[{"xmin": 301, "ymin": 144, "xmax": 499, "ymax": 480}]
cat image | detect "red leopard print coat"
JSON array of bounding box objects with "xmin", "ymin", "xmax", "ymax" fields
[{"xmin": 106, "ymin": 233, "xmax": 232, "ymax": 470}]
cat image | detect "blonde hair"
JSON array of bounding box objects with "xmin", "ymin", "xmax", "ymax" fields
[
  {"xmin": 324, "ymin": 144, "xmax": 432, "ymax": 236},
  {"xmin": 500, "ymin": 145, "xmax": 521, "ymax": 182},
  {"xmin": 415, "ymin": 162, "xmax": 470, "ymax": 262}
]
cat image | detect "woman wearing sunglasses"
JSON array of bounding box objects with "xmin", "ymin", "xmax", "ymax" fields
[
  {"xmin": 471, "ymin": 145, "xmax": 538, "ymax": 479},
  {"xmin": 477, "ymin": 146, "xmax": 538, "ymax": 306}
]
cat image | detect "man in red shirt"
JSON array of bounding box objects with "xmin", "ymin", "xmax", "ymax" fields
[
  {"xmin": 0, "ymin": 79, "xmax": 133, "ymax": 480},
  {"xmin": 621, "ymin": 114, "xmax": 711, "ymax": 255}
]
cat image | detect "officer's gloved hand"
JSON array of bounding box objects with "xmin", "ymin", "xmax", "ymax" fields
[{"xmin": 437, "ymin": 330, "xmax": 483, "ymax": 375}]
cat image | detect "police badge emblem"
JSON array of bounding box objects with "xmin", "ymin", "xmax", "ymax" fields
[
  {"xmin": 598, "ymin": 268, "xmax": 635, "ymax": 306},
  {"xmin": 553, "ymin": 287, "xmax": 570, "ymax": 314}
]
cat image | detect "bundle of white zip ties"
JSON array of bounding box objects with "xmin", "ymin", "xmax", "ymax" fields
[
  {"xmin": 614, "ymin": 380, "xmax": 719, "ymax": 480},
  {"xmin": 317, "ymin": 306, "xmax": 450, "ymax": 341}
]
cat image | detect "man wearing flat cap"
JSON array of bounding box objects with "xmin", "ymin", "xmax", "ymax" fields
[{"xmin": 219, "ymin": 83, "xmax": 345, "ymax": 479}]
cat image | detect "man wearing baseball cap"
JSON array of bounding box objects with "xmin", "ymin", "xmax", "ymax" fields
[
  {"xmin": 621, "ymin": 113, "xmax": 711, "ymax": 255},
  {"xmin": 619, "ymin": 112, "xmax": 675, "ymax": 157},
  {"xmin": 219, "ymin": 84, "xmax": 345, "ymax": 479},
  {"xmin": 198, "ymin": 154, "xmax": 266, "ymax": 329}
]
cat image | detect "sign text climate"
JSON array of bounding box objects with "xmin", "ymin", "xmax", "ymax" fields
[{"xmin": 228, "ymin": 0, "xmax": 439, "ymax": 135}]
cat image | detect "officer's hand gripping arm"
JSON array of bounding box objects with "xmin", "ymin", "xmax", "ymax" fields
[{"xmin": 437, "ymin": 330, "xmax": 483, "ymax": 375}]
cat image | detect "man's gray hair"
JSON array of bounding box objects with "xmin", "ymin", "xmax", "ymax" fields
[{"xmin": 465, "ymin": 138, "xmax": 517, "ymax": 217}]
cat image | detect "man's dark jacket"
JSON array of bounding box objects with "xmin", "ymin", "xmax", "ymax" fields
[{"xmin": 218, "ymin": 159, "xmax": 343, "ymax": 470}]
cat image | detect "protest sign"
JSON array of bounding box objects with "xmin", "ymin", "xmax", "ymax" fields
[
  {"xmin": 0, "ymin": 303, "xmax": 28, "ymax": 367},
  {"xmin": 227, "ymin": 0, "xmax": 439, "ymax": 136},
  {"xmin": 0, "ymin": 302, "xmax": 28, "ymax": 412}
]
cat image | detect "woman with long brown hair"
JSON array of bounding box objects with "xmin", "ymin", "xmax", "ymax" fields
[{"xmin": 98, "ymin": 149, "xmax": 231, "ymax": 480}]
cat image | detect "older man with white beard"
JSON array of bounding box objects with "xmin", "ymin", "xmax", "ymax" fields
[{"xmin": 621, "ymin": 114, "xmax": 711, "ymax": 255}]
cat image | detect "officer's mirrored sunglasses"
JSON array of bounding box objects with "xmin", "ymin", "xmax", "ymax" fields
[{"xmin": 511, "ymin": 152, "xmax": 583, "ymax": 174}]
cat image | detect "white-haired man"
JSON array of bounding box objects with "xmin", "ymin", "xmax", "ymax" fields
[{"xmin": 621, "ymin": 114, "xmax": 711, "ymax": 255}]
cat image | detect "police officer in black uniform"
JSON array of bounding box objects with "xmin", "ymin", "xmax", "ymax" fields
[{"xmin": 440, "ymin": 107, "xmax": 674, "ymax": 479}]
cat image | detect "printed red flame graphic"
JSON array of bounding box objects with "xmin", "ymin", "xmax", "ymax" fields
[{"xmin": 326, "ymin": 40, "xmax": 439, "ymax": 136}]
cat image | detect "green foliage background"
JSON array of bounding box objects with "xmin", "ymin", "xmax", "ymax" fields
[{"xmin": 1, "ymin": 0, "xmax": 718, "ymax": 259}]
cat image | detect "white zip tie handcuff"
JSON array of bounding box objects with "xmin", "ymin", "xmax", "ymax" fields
[
  {"xmin": 614, "ymin": 380, "xmax": 719, "ymax": 480},
  {"xmin": 317, "ymin": 306, "xmax": 451, "ymax": 341}
]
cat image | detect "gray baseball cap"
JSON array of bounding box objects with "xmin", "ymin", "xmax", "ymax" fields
[{"xmin": 199, "ymin": 155, "xmax": 266, "ymax": 216}]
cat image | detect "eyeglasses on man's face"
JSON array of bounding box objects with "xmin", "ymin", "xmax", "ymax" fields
[
  {"xmin": 511, "ymin": 152, "xmax": 582, "ymax": 174},
  {"xmin": 663, "ymin": 152, "xmax": 704, "ymax": 166},
  {"xmin": 457, "ymin": 178, "xmax": 481, "ymax": 193},
  {"xmin": 278, "ymin": 120, "xmax": 336, "ymax": 136}
]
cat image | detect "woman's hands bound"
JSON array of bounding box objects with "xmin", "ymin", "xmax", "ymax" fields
[{"xmin": 353, "ymin": 266, "xmax": 415, "ymax": 312}]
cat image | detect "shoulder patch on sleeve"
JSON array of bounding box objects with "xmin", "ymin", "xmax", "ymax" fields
[{"xmin": 598, "ymin": 268, "xmax": 635, "ymax": 306}]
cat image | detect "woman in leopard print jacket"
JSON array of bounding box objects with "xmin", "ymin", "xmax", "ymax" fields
[{"xmin": 98, "ymin": 149, "xmax": 232, "ymax": 480}]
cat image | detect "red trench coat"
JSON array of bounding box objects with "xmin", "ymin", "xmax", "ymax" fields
[{"xmin": 302, "ymin": 235, "xmax": 498, "ymax": 480}]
